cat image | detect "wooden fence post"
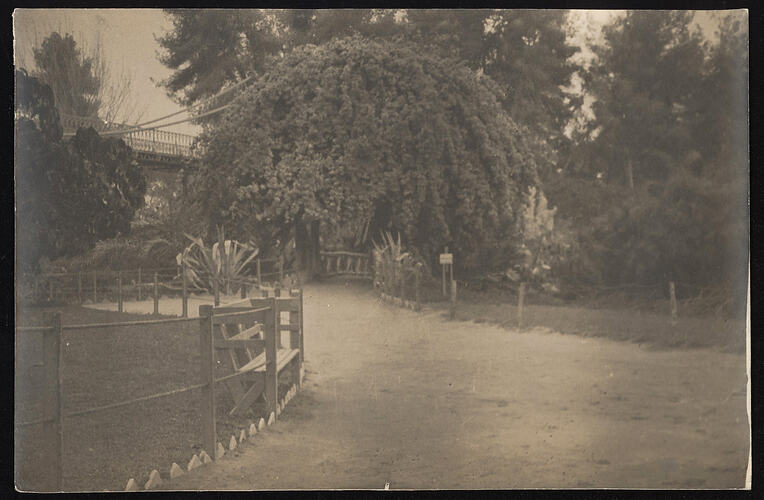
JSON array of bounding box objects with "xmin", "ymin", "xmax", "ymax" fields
[
  {"xmin": 669, "ymin": 281, "xmax": 678, "ymax": 326},
  {"xmin": 240, "ymin": 278, "xmax": 247, "ymax": 299},
  {"xmin": 299, "ymin": 289, "xmax": 305, "ymax": 366},
  {"xmin": 77, "ymin": 272, "xmax": 82, "ymax": 305},
  {"xmin": 442, "ymin": 246, "xmax": 448, "ymax": 296},
  {"xmin": 415, "ymin": 263, "xmax": 422, "ymax": 312},
  {"xmin": 93, "ymin": 271, "xmax": 97, "ymax": 303},
  {"xmin": 256, "ymin": 259, "xmax": 262, "ymax": 285},
  {"xmin": 289, "ymin": 293, "xmax": 300, "ymax": 386},
  {"xmin": 518, "ymin": 282, "xmax": 526, "ymax": 328},
  {"xmin": 43, "ymin": 312, "xmax": 63, "ymax": 491},
  {"xmin": 400, "ymin": 262, "xmax": 405, "ymax": 302},
  {"xmin": 264, "ymin": 297, "xmax": 278, "ymax": 415},
  {"xmin": 182, "ymin": 259, "xmax": 188, "ymax": 318},
  {"xmin": 213, "ymin": 277, "xmax": 220, "ymax": 307},
  {"xmin": 153, "ymin": 272, "xmax": 159, "ymax": 316},
  {"xmin": 137, "ymin": 267, "xmax": 142, "ymax": 301},
  {"xmin": 117, "ymin": 271, "xmax": 123, "ymax": 313},
  {"xmin": 198, "ymin": 305, "xmax": 216, "ymax": 459},
  {"xmin": 450, "ymin": 280, "xmax": 457, "ymax": 320},
  {"xmin": 275, "ymin": 288, "xmax": 282, "ymax": 354}
]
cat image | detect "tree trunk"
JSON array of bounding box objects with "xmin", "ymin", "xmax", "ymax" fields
[
  {"xmin": 625, "ymin": 154, "xmax": 635, "ymax": 190},
  {"xmin": 309, "ymin": 220, "xmax": 321, "ymax": 278},
  {"xmin": 295, "ymin": 217, "xmax": 309, "ymax": 283},
  {"xmin": 294, "ymin": 217, "xmax": 321, "ymax": 283}
]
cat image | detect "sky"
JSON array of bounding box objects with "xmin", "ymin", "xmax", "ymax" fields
[
  {"xmin": 13, "ymin": 9, "xmax": 201, "ymax": 135},
  {"xmin": 13, "ymin": 9, "xmax": 743, "ymax": 137}
]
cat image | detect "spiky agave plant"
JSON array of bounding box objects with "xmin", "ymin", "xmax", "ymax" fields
[{"xmin": 180, "ymin": 227, "xmax": 259, "ymax": 293}]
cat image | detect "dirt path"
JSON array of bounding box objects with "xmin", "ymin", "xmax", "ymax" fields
[{"xmin": 160, "ymin": 283, "xmax": 748, "ymax": 489}]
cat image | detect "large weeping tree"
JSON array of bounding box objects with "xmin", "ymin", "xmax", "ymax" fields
[{"xmin": 193, "ymin": 36, "xmax": 538, "ymax": 282}]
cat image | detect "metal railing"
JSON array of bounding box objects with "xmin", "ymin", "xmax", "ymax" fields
[{"xmin": 60, "ymin": 113, "xmax": 196, "ymax": 160}]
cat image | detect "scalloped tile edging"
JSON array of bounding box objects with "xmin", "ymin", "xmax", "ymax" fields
[{"xmin": 122, "ymin": 383, "xmax": 302, "ymax": 491}]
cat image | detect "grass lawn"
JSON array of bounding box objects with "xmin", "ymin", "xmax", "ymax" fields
[
  {"xmin": 423, "ymin": 284, "xmax": 746, "ymax": 353},
  {"xmin": 332, "ymin": 277, "xmax": 745, "ymax": 353},
  {"xmin": 15, "ymin": 305, "xmax": 289, "ymax": 492}
]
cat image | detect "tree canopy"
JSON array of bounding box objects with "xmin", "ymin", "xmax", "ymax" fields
[
  {"xmin": 158, "ymin": 10, "xmax": 578, "ymax": 153},
  {"xmin": 27, "ymin": 30, "xmax": 145, "ymax": 123},
  {"xmin": 552, "ymin": 11, "xmax": 748, "ymax": 301},
  {"xmin": 15, "ymin": 70, "xmax": 146, "ymax": 272},
  {"xmin": 191, "ymin": 36, "xmax": 538, "ymax": 275}
]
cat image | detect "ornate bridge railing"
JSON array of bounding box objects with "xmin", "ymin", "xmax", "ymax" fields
[
  {"xmin": 60, "ymin": 113, "xmax": 196, "ymax": 163},
  {"xmin": 319, "ymin": 251, "xmax": 372, "ymax": 278}
]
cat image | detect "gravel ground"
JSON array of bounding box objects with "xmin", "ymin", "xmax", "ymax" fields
[{"xmin": 154, "ymin": 282, "xmax": 750, "ymax": 490}]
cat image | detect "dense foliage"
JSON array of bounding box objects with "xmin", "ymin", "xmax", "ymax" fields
[
  {"xmin": 32, "ymin": 32, "xmax": 102, "ymax": 117},
  {"xmin": 548, "ymin": 11, "xmax": 748, "ymax": 312},
  {"xmin": 158, "ymin": 10, "xmax": 578, "ymax": 173},
  {"xmin": 191, "ymin": 37, "xmax": 538, "ymax": 276},
  {"xmin": 157, "ymin": 10, "xmax": 747, "ymax": 310},
  {"xmin": 15, "ymin": 70, "xmax": 146, "ymax": 273}
]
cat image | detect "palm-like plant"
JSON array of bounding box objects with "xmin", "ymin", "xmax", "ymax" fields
[
  {"xmin": 179, "ymin": 226, "xmax": 259, "ymax": 293},
  {"xmin": 372, "ymin": 231, "xmax": 411, "ymax": 294}
]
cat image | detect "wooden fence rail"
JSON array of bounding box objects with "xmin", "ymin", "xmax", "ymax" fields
[
  {"xmin": 19, "ymin": 257, "xmax": 297, "ymax": 316},
  {"xmin": 319, "ymin": 251, "xmax": 372, "ymax": 278},
  {"xmin": 15, "ymin": 290, "xmax": 304, "ymax": 491}
]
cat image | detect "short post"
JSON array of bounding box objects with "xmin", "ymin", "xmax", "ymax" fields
[
  {"xmin": 93, "ymin": 271, "xmax": 97, "ymax": 303},
  {"xmin": 240, "ymin": 279, "xmax": 247, "ymax": 299},
  {"xmin": 450, "ymin": 279, "xmax": 457, "ymax": 320},
  {"xmin": 181, "ymin": 259, "xmax": 188, "ymax": 318},
  {"xmin": 199, "ymin": 305, "xmax": 216, "ymax": 458},
  {"xmin": 517, "ymin": 282, "xmax": 526, "ymax": 328},
  {"xmin": 77, "ymin": 272, "xmax": 83, "ymax": 304},
  {"xmin": 669, "ymin": 281, "xmax": 678, "ymax": 326},
  {"xmin": 399, "ymin": 262, "xmax": 405, "ymax": 302},
  {"xmin": 415, "ymin": 263, "xmax": 422, "ymax": 312},
  {"xmin": 49, "ymin": 277, "xmax": 54, "ymax": 302},
  {"xmin": 137, "ymin": 267, "xmax": 142, "ymax": 301},
  {"xmin": 213, "ymin": 276, "xmax": 220, "ymax": 306},
  {"xmin": 42, "ymin": 312, "xmax": 63, "ymax": 491},
  {"xmin": 442, "ymin": 246, "xmax": 448, "ymax": 296},
  {"xmin": 153, "ymin": 272, "xmax": 159, "ymax": 316},
  {"xmin": 117, "ymin": 271, "xmax": 123, "ymax": 313},
  {"xmin": 256, "ymin": 258, "xmax": 262, "ymax": 285},
  {"xmin": 278, "ymin": 255, "xmax": 284, "ymax": 284}
]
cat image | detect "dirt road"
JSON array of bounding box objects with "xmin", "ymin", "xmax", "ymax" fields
[{"xmin": 161, "ymin": 283, "xmax": 748, "ymax": 489}]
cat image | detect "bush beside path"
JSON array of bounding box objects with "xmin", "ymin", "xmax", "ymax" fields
[{"xmin": 163, "ymin": 283, "xmax": 748, "ymax": 490}]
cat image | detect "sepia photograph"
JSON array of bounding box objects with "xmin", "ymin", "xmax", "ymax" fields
[{"xmin": 13, "ymin": 8, "xmax": 750, "ymax": 491}]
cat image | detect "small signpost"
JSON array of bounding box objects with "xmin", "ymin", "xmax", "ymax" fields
[{"xmin": 439, "ymin": 247, "xmax": 453, "ymax": 296}]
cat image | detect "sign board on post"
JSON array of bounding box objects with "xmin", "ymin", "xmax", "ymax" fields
[{"xmin": 440, "ymin": 247, "xmax": 454, "ymax": 296}]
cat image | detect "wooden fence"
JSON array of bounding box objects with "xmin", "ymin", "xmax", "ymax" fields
[
  {"xmin": 373, "ymin": 256, "xmax": 423, "ymax": 312},
  {"xmin": 319, "ymin": 251, "xmax": 372, "ymax": 278},
  {"xmin": 15, "ymin": 286, "xmax": 304, "ymax": 491},
  {"xmin": 18, "ymin": 256, "xmax": 295, "ymax": 315}
]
